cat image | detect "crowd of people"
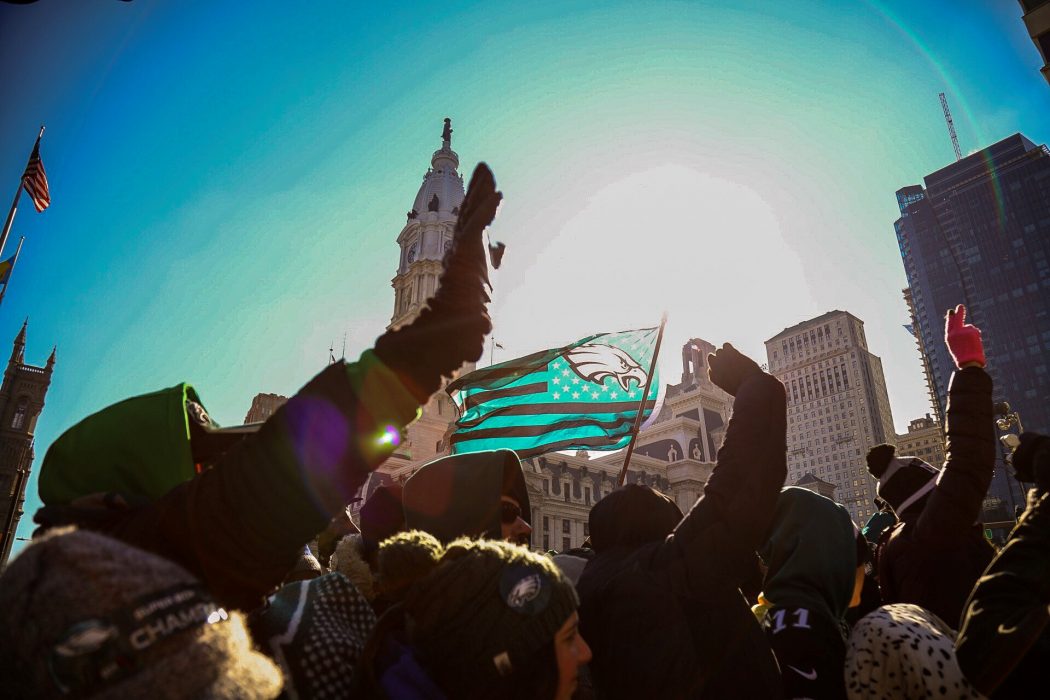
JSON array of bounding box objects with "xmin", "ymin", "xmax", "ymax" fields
[{"xmin": 1, "ymin": 164, "xmax": 1048, "ymax": 699}]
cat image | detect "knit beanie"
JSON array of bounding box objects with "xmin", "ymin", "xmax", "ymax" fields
[
  {"xmin": 0, "ymin": 528, "xmax": 282, "ymax": 699},
  {"xmin": 375, "ymin": 530, "xmax": 443, "ymax": 604},
  {"xmin": 588, "ymin": 484, "xmax": 683, "ymax": 552},
  {"xmin": 865, "ymin": 444, "xmax": 939, "ymax": 517},
  {"xmin": 249, "ymin": 572, "xmax": 376, "ymax": 700},
  {"xmin": 403, "ymin": 538, "xmax": 578, "ymax": 696}
]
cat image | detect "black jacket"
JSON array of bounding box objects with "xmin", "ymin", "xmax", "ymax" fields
[
  {"xmin": 956, "ymin": 488, "xmax": 1050, "ymax": 697},
  {"xmin": 877, "ymin": 366, "xmax": 996, "ymax": 629},
  {"xmin": 34, "ymin": 354, "xmax": 421, "ymax": 611},
  {"xmin": 576, "ymin": 372, "xmax": 786, "ymax": 699}
]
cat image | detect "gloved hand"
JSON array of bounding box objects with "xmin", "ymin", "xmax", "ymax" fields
[
  {"xmin": 707, "ymin": 343, "xmax": 763, "ymax": 397},
  {"xmin": 945, "ymin": 304, "xmax": 986, "ymax": 369},
  {"xmin": 375, "ymin": 164, "xmax": 502, "ymax": 402}
]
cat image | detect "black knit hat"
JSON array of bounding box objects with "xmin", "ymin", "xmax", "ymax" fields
[
  {"xmin": 403, "ymin": 538, "xmax": 577, "ymax": 695},
  {"xmin": 866, "ymin": 444, "xmax": 939, "ymax": 516},
  {"xmin": 360, "ymin": 484, "xmax": 406, "ymax": 552},
  {"xmin": 589, "ymin": 484, "xmax": 683, "ymax": 552}
]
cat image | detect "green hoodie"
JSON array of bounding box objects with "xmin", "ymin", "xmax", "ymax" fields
[
  {"xmin": 39, "ymin": 383, "xmax": 199, "ymax": 505},
  {"xmin": 758, "ymin": 486, "xmax": 857, "ymax": 622}
]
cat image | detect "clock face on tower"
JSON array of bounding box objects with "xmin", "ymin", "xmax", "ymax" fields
[{"xmin": 406, "ymin": 244, "xmax": 418, "ymax": 264}]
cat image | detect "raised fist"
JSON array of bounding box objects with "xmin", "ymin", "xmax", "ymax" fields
[
  {"xmin": 375, "ymin": 164, "xmax": 502, "ymax": 401},
  {"xmin": 945, "ymin": 304, "xmax": 986, "ymax": 369},
  {"xmin": 707, "ymin": 343, "xmax": 763, "ymax": 397}
]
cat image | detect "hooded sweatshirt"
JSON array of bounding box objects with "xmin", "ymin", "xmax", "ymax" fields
[
  {"xmin": 759, "ymin": 487, "xmax": 857, "ymax": 624},
  {"xmin": 401, "ymin": 449, "xmax": 529, "ymax": 544}
]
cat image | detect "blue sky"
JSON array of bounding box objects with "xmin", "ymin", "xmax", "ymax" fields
[{"xmin": 1, "ymin": 0, "xmax": 1047, "ymax": 554}]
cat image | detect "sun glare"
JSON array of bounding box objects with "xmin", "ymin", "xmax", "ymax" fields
[{"xmin": 498, "ymin": 164, "xmax": 815, "ymax": 367}]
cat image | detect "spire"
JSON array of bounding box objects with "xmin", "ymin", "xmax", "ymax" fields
[
  {"xmin": 46, "ymin": 345, "xmax": 56, "ymax": 370},
  {"xmin": 11, "ymin": 317, "xmax": 26, "ymax": 364}
]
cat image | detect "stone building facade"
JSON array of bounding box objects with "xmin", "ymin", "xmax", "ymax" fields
[
  {"xmin": 894, "ymin": 414, "xmax": 945, "ymax": 467},
  {"xmin": 765, "ymin": 310, "xmax": 897, "ymax": 525},
  {"xmin": 244, "ymin": 392, "xmax": 287, "ymax": 424},
  {"xmin": 0, "ymin": 321, "xmax": 54, "ymax": 566}
]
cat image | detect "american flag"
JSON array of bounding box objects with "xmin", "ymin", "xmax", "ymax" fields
[{"xmin": 21, "ymin": 139, "xmax": 50, "ymax": 213}]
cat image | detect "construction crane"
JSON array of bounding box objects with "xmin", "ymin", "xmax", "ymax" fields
[{"xmin": 939, "ymin": 92, "xmax": 962, "ymax": 161}]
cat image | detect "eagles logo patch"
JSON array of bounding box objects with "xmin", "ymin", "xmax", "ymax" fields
[{"xmin": 499, "ymin": 566, "xmax": 552, "ymax": 616}]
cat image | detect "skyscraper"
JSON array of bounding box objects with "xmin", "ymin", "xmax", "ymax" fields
[
  {"xmin": 765, "ymin": 311, "xmax": 896, "ymax": 524},
  {"xmin": 893, "ymin": 133, "xmax": 1050, "ymax": 523},
  {"xmin": 1019, "ymin": 0, "xmax": 1050, "ymax": 85}
]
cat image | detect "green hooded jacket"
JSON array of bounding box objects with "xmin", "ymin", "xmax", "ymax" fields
[{"xmin": 759, "ymin": 486, "xmax": 857, "ymax": 623}]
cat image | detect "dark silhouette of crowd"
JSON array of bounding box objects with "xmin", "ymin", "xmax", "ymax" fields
[{"xmin": 1, "ymin": 164, "xmax": 1047, "ymax": 699}]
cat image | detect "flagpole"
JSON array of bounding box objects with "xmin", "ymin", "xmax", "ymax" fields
[
  {"xmin": 0, "ymin": 126, "xmax": 44, "ymax": 260},
  {"xmin": 0, "ymin": 236, "xmax": 25, "ymax": 307},
  {"xmin": 617, "ymin": 313, "xmax": 668, "ymax": 487}
]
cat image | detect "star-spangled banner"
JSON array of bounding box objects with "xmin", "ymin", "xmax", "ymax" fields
[{"xmin": 446, "ymin": 327, "xmax": 660, "ymax": 459}]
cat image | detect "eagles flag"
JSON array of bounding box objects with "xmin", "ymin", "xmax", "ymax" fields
[{"xmin": 446, "ymin": 327, "xmax": 660, "ymax": 458}]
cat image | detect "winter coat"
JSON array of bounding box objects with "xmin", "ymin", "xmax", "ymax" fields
[
  {"xmin": 759, "ymin": 486, "xmax": 857, "ymax": 623},
  {"xmin": 757, "ymin": 487, "xmax": 857, "ymax": 700},
  {"xmin": 956, "ymin": 488, "xmax": 1050, "ymax": 698},
  {"xmin": 877, "ymin": 366, "xmax": 996, "ymax": 628},
  {"xmin": 34, "ymin": 352, "xmax": 421, "ymax": 611},
  {"xmin": 576, "ymin": 372, "xmax": 786, "ymax": 700}
]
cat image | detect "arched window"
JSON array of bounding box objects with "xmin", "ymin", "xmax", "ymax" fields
[{"xmin": 11, "ymin": 397, "xmax": 28, "ymax": 430}]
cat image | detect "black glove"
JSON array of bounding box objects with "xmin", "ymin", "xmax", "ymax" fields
[
  {"xmin": 1012, "ymin": 432, "xmax": 1050, "ymax": 492},
  {"xmin": 707, "ymin": 343, "xmax": 763, "ymax": 397},
  {"xmin": 374, "ymin": 163, "xmax": 502, "ymax": 402}
]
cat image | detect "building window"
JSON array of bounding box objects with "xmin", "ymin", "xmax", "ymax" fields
[
  {"xmin": 562, "ymin": 537, "xmax": 571, "ymax": 552},
  {"xmin": 11, "ymin": 398, "xmax": 27, "ymax": 430},
  {"xmin": 562, "ymin": 520, "xmax": 571, "ymax": 534},
  {"xmin": 543, "ymin": 535, "xmax": 550, "ymax": 550},
  {"xmin": 543, "ymin": 479, "xmax": 549, "ymax": 495},
  {"xmin": 585, "ymin": 487, "xmax": 591, "ymax": 505},
  {"xmin": 584, "ymin": 522, "xmax": 589, "ymax": 537},
  {"xmin": 543, "ymin": 516, "xmax": 549, "ymax": 531}
]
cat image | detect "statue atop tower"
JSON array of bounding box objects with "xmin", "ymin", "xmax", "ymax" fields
[{"xmin": 441, "ymin": 117, "xmax": 453, "ymax": 146}]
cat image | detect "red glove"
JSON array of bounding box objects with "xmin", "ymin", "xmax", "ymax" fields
[{"xmin": 945, "ymin": 304, "xmax": 986, "ymax": 369}]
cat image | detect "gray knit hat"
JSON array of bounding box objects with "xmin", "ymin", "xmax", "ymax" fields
[{"xmin": 0, "ymin": 528, "xmax": 282, "ymax": 699}]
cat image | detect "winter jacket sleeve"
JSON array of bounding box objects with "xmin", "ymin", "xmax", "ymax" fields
[
  {"xmin": 664, "ymin": 372, "xmax": 787, "ymax": 587},
  {"xmin": 110, "ymin": 351, "xmax": 422, "ymax": 609},
  {"xmin": 956, "ymin": 489, "xmax": 1050, "ymax": 696},
  {"xmin": 914, "ymin": 367, "xmax": 994, "ymax": 541}
]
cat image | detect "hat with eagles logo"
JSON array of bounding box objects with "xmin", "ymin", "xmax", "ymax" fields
[
  {"xmin": 0, "ymin": 527, "xmax": 282, "ymax": 699},
  {"xmin": 399, "ymin": 538, "xmax": 577, "ymax": 695}
]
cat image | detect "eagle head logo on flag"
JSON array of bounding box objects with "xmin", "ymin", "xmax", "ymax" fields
[{"xmin": 563, "ymin": 344, "xmax": 647, "ymax": 392}]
